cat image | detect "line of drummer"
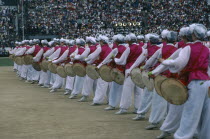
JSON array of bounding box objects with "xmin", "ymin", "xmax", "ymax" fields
[{"xmin": 9, "ymin": 24, "xmax": 210, "ymax": 139}]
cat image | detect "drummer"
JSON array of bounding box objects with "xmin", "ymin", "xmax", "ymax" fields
[
  {"xmin": 152, "ymin": 24, "xmax": 209, "ymax": 139},
  {"xmin": 61, "ymin": 40, "xmax": 77, "ymax": 95},
  {"xmin": 142, "ymin": 31, "xmax": 178, "ymax": 130},
  {"xmin": 49, "ymin": 39, "xmax": 68, "ymax": 93},
  {"xmin": 133, "ymin": 33, "xmax": 161, "ymax": 121},
  {"xmin": 104, "ymin": 34, "xmax": 129, "ymax": 110},
  {"xmin": 25, "ymin": 39, "xmax": 41, "ymax": 84},
  {"xmin": 42, "ymin": 41, "xmax": 56, "ymax": 88},
  {"xmin": 36, "ymin": 40, "xmax": 50, "ymax": 86},
  {"xmin": 154, "ymin": 27, "xmax": 193, "ymax": 139},
  {"xmin": 14, "ymin": 40, "xmax": 29, "ymax": 80},
  {"xmin": 9, "ymin": 41, "xmax": 20, "ymax": 72},
  {"xmin": 69, "ymin": 38, "xmax": 89, "ymax": 99},
  {"xmin": 86, "ymin": 35, "xmax": 113, "ymax": 105},
  {"xmin": 78, "ymin": 37, "xmax": 98, "ymax": 102},
  {"xmin": 115, "ymin": 33, "xmax": 147, "ymax": 115},
  {"xmin": 19, "ymin": 40, "xmax": 31, "ymax": 81}
]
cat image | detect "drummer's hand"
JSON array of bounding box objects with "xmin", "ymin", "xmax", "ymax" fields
[
  {"xmin": 148, "ymin": 71, "xmax": 155, "ymax": 78},
  {"xmin": 71, "ymin": 55, "xmax": 75, "ymax": 59},
  {"xmin": 140, "ymin": 66, "xmax": 144, "ymax": 71},
  {"xmin": 95, "ymin": 67, "xmax": 99, "ymax": 71},
  {"xmin": 158, "ymin": 58, "xmax": 165, "ymax": 63}
]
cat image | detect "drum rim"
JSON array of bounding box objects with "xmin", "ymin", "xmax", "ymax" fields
[
  {"xmin": 72, "ymin": 63, "xmax": 86, "ymax": 77},
  {"xmin": 64, "ymin": 64, "xmax": 76, "ymax": 77},
  {"xmin": 99, "ymin": 65, "xmax": 113, "ymax": 82},
  {"xmin": 86, "ymin": 64, "xmax": 99, "ymax": 80},
  {"xmin": 131, "ymin": 68, "xmax": 145, "ymax": 88},
  {"xmin": 160, "ymin": 78, "xmax": 188, "ymax": 105}
]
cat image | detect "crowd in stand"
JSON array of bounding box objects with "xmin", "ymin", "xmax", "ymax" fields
[
  {"xmin": 25, "ymin": 0, "xmax": 209, "ymax": 37},
  {"xmin": 1, "ymin": 0, "xmax": 209, "ymax": 47},
  {"xmin": 0, "ymin": 7, "xmax": 17, "ymax": 48}
]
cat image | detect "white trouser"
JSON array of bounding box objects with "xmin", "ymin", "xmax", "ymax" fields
[
  {"xmin": 174, "ymin": 80, "xmax": 209, "ymax": 139},
  {"xmin": 21, "ymin": 65, "xmax": 28, "ymax": 79},
  {"xmin": 93, "ymin": 78, "xmax": 109, "ymax": 104},
  {"xmin": 149, "ymin": 91, "xmax": 167, "ymax": 124},
  {"xmin": 52, "ymin": 74, "xmax": 64, "ymax": 89},
  {"xmin": 44, "ymin": 70, "xmax": 51, "ymax": 86},
  {"xmin": 65, "ymin": 76, "xmax": 75, "ymax": 91},
  {"xmin": 31, "ymin": 68, "xmax": 40, "ymax": 81},
  {"xmin": 26, "ymin": 65, "xmax": 33, "ymax": 81},
  {"xmin": 137, "ymin": 87, "xmax": 152, "ymax": 115},
  {"xmin": 119, "ymin": 76, "xmax": 142, "ymax": 110},
  {"xmin": 17, "ymin": 65, "xmax": 22, "ymax": 76},
  {"xmin": 108, "ymin": 81, "xmax": 123, "ymax": 107},
  {"xmin": 160, "ymin": 103, "xmax": 184, "ymax": 133},
  {"xmin": 198, "ymin": 95, "xmax": 210, "ymax": 139},
  {"xmin": 71, "ymin": 76, "xmax": 85, "ymax": 95},
  {"xmin": 50, "ymin": 73, "xmax": 56, "ymax": 86},
  {"xmin": 39, "ymin": 71, "xmax": 48, "ymax": 85},
  {"xmin": 82, "ymin": 75, "xmax": 97, "ymax": 96},
  {"xmin": 14, "ymin": 63, "xmax": 17, "ymax": 70}
]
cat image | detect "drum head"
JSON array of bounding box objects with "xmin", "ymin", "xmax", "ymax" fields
[
  {"xmin": 15, "ymin": 56, "xmax": 21, "ymax": 65},
  {"xmin": 161, "ymin": 78, "xmax": 188, "ymax": 105},
  {"xmin": 86, "ymin": 65, "xmax": 99, "ymax": 80},
  {"xmin": 154, "ymin": 75, "xmax": 167, "ymax": 96},
  {"xmin": 42, "ymin": 60, "xmax": 49, "ymax": 71},
  {"xmin": 73, "ymin": 63, "xmax": 86, "ymax": 77},
  {"xmin": 40, "ymin": 63, "xmax": 47, "ymax": 72},
  {"xmin": 111, "ymin": 68, "xmax": 124, "ymax": 85},
  {"xmin": 99, "ymin": 65, "xmax": 113, "ymax": 82},
  {"xmin": 57, "ymin": 66, "xmax": 67, "ymax": 78},
  {"xmin": 21, "ymin": 56, "xmax": 26, "ymax": 65},
  {"xmin": 48, "ymin": 63, "xmax": 57, "ymax": 74},
  {"xmin": 32, "ymin": 62, "xmax": 41, "ymax": 71},
  {"xmin": 64, "ymin": 64, "xmax": 75, "ymax": 77},
  {"xmin": 131, "ymin": 68, "xmax": 145, "ymax": 88},
  {"xmin": 142, "ymin": 71, "xmax": 154, "ymax": 91},
  {"xmin": 24, "ymin": 55, "xmax": 33, "ymax": 65}
]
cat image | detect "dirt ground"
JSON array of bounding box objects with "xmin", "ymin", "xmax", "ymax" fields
[{"xmin": 0, "ymin": 66, "xmax": 169, "ymax": 139}]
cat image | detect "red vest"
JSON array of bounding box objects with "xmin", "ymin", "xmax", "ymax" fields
[
  {"xmin": 178, "ymin": 40, "xmax": 187, "ymax": 49},
  {"xmin": 126, "ymin": 43, "xmax": 142, "ymax": 69},
  {"xmin": 179, "ymin": 42, "xmax": 209, "ymax": 85},
  {"xmin": 161, "ymin": 44, "xmax": 178, "ymax": 78},
  {"xmin": 74, "ymin": 46, "xmax": 86, "ymax": 64},
  {"xmin": 32, "ymin": 45, "xmax": 41, "ymax": 57},
  {"xmin": 94, "ymin": 44, "xmax": 112, "ymax": 65}
]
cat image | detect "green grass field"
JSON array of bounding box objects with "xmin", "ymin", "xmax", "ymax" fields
[{"xmin": 0, "ymin": 57, "xmax": 13, "ymax": 66}]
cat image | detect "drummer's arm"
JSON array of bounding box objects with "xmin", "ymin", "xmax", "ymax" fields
[
  {"xmin": 48, "ymin": 48, "xmax": 61, "ymax": 61},
  {"xmin": 74, "ymin": 47, "xmax": 90, "ymax": 61},
  {"xmin": 15, "ymin": 47, "xmax": 27, "ymax": 56},
  {"xmin": 53, "ymin": 49, "xmax": 69, "ymax": 64},
  {"xmin": 43, "ymin": 48, "xmax": 54, "ymax": 59},
  {"xmin": 161, "ymin": 46, "xmax": 191, "ymax": 73},
  {"xmin": 114, "ymin": 47, "xmax": 130, "ymax": 65},
  {"xmin": 25, "ymin": 46, "xmax": 35, "ymax": 55},
  {"xmin": 127, "ymin": 48, "xmax": 148, "ymax": 74},
  {"xmin": 85, "ymin": 47, "xmax": 102, "ymax": 63},
  {"xmin": 144, "ymin": 49, "xmax": 161, "ymax": 70},
  {"xmin": 69, "ymin": 48, "xmax": 78, "ymax": 61},
  {"xmin": 97, "ymin": 48, "xmax": 118, "ymax": 69},
  {"xmin": 33, "ymin": 49, "xmax": 44, "ymax": 62}
]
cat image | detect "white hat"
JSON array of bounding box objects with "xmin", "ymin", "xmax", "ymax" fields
[
  {"xmin": 60, "ymin": 38, "xmax": 66, "ymax": 43},
  {"xmin": 137, "ymin": 35, "xmax": 144, "ymax": 40},
  {"xmin": 149, "ymin": 33, "xmax": 160, "ymax": 44},
  {"xmin": 41, "ymin": 40, "xmax": 48, "ymax": 44},
  {"xmin": 145, "ymin": 34, "xmax": 151, "ymax": 42},
  {"xmin": 166, "ymin": 31, "xmax": 178, "ymax": 42},
  {"xmin": 161, "ymin": 29, "xmax": 169, "ymax": 39},
  {"xmin": 69, "ymin": 40, "xmax": 75, "ymax": 45},
  {"xmin": 190, "ymin": 24, "xmax": 207, "ymax": 40},
  {"xmin": 207, "ymin": 31, "xmax": 210, "ymax": 37},
  {"xmin": 86, "ymin": 36, "xmax": 96, "ymax": 44},
  {"xmin": 99, "ymin": 35, "xmax": 109, "ymax": 44}
]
